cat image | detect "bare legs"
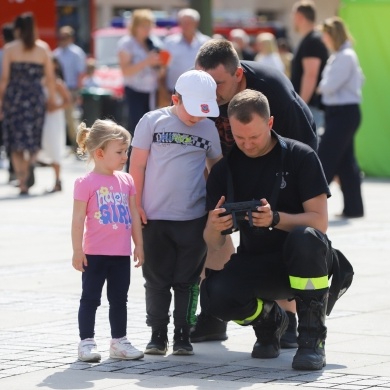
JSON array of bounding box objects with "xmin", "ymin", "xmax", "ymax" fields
[
  {"xmin": 11, "ymin": 150, "xmax": 35, "ymax": 194},
  {"xmin": 49, "ymin": 162, "xmax": 62, "ymax": 192}
]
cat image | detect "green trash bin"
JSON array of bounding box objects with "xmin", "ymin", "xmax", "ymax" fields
[{"xmin": 80, "ymin": 87, "xmax": 116, "ymax": 127}]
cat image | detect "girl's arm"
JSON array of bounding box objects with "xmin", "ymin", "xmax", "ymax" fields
[
  {"xmin": 55, "ymin": 79, "xmax": 72, "ymax": 110},
  {"xmin": 129, "ymin": 194, "xmax": 144, "ymax": 267},
  {"xmin": 71, "ymin": 199, "xmax": 88, "ymax": 272}
]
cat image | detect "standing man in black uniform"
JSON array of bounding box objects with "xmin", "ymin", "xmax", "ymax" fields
[
  {"xmin": 291, "ymin": 1, "xmax": 328, "ymax": 131},
  {"xmin": 202, "ymin": 89, "xmax": 348, "ymax": 370},
  {"xmin": 191, "ymin": 39, "xmax": 318, "ymax": 347}
]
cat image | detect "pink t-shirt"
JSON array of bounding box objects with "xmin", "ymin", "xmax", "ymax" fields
[{"xmin": 73, "ymin": 171, "xmax": 136, "ymax": 256}]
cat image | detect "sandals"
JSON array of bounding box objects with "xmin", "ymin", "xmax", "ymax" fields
[
  {"xmin": 19, "ymin": 188, "xmax": 29, "ymax": 196},
  {"xmin": 47, "ymin": 180, "xmax": 62, "ymax": 193}
]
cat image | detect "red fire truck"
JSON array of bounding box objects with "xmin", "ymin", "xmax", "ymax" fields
[{"xmin": 1, "ymin": 0, "xmax": 57, "ymax": 49}]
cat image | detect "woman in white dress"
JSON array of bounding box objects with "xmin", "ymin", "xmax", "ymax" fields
[{"xmin": 40, "ymin": 57, "xmax": 71, "ymax": 192}]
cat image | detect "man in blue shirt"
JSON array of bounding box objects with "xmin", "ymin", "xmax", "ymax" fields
[{"xmin": 54, "ymin": 26, "xmax": 86, "ymax": 149}]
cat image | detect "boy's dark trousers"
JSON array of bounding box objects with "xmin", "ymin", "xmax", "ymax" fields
[{"xmin": 142, "ymin": 216, "xmax": 207, "ymax": 331}]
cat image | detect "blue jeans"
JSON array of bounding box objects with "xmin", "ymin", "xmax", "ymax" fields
[{"xmin": 78, "ymin": 255, "xmax": 130, "ymax": 339}]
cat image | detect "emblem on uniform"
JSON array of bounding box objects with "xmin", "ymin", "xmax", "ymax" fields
[{"xmin": 280, "ymin": 176, "xmax": 286, "ymax": 189}]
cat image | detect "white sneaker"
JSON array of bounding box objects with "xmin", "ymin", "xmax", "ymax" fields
[
  {"xmin": 78, "ymin": 338, "xmax": 101, "ymax": 362},
  {"xmin": 110, "ymin": 337, "xmax": 144, "ymax": 360}
]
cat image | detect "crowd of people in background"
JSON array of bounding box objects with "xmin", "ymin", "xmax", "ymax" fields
[
  {"xmin": 0, "ymin": 13, "xmax": 87, "ymax": 194},
  {"xmin": 0, "ymin": 1, "xmax": 361, "ymax": 371},
  {"xmin": 0, "ymin": 3, "xmax": 364, "ymax": 210}
]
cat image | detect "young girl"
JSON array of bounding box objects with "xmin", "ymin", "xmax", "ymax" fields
[
  {"xmin": 38, "ymin": 57, "xmax": 71, "ymax": 192},
  {"xmin": 72, "ymin": 119, "xmax": 144, "ymax": 362}
]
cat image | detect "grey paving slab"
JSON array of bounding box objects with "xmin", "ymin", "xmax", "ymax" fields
[{"xmin": 1, "ymin": 155, "xmax": 390, "ymax": 389}]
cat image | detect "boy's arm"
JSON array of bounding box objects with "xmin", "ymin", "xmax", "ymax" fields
[
  {"xmin": 206, "ymin": 154, "xmax": 223, "ymax": 173},
  {"xmin": 129, "ymin": 194, "xmax": 144, "ymax": 267},
  {"xmin": 71, "ymin": 199, "xmax": 87, "ymax": 272},
  {"xmin": 129, "ymin": 147, "xmax": 149, "ymax": 224}
]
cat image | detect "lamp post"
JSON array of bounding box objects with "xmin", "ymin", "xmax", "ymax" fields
[{"xmin": 189, "ymin": 0, "xmax": 213, "ymax": 36}]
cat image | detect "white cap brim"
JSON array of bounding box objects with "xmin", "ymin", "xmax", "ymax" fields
[{"xmin": 181, "ymin": 96, "xmax": 220, "ymax": 118}]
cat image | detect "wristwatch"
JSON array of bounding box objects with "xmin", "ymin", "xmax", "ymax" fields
[{"xmin": 269, "ymin": 211, "xmax": 280, "ymax": 230}]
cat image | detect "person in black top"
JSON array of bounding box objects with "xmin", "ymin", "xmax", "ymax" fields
[
  {"xmin": 190, "ymin": 38, "xmax": 317, "ymax": 346},
  {"xmin": 291, "ymin": 1, "xmax": 328, "ymax": 131},
  {"xmin": 196, "ymin": 39, "xmax": 318, "ymax": 155},
  {"xmin": 203, "ymin": 89, "xmax": 350, "ymax": 370}
]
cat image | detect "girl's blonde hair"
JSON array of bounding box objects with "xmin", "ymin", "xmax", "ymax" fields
[
  {"xmin": 256, "ymin": 32, "xmax": 279, "ymax": 55},
  {"xmin": 321, "ymin": 16, "xmax": 353, "ymax": 51},
  {"xmin": 129, "ymin": 9, "xmax": 155, "ymax": 36},
  {"xmin": 76, "ymin": 119, "xmax": 130, "ymax": 162}
]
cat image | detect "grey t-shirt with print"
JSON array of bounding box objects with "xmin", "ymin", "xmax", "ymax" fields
[{"xmin": 131, "ymin": 107, "xmax": 222, "ymax": 221}]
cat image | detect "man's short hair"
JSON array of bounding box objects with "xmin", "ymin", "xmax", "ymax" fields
[
  {"xmin": 293, "ymin": 1, "xmax": 316, "ymax": 23},
  {"xmin": 2, "ymin": 23, "xmax": 14, "ymax": 43},
  {"xmin": 229, "ymin": 28, "xmax": 250, "ymax": 45},
  {"xmin": 195, "ymin": 39, "xmax": 240, "ymax": 75},
  {"xmin": 177, "ymin": 8, "xmax": 200, "ymax": 22},
  {"xmin": 228, "ymin": 89, "xmax": 270, "ymax": 123},
  {"xmin": 59, "ymin": 25, "xmax": 75, "ymax": 37}
]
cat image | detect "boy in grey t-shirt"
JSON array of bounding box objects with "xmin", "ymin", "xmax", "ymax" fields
[{"xmin": 130, "ymin": 70, "xmax": 222, "ymax": 355}]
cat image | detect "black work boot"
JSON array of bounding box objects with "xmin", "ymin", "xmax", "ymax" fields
[
  {"xmin": 190, "ymin": 311, "xmax": 228, "ymax": 342},
  {"xmin": 144, "ymin": 328, "xmax": 168, "ymax": 355},
  {"xmin": 251, "ymin": 301, "xmax": 289, "ymax": 359},
  {"xmin": 292, "ymin": 294, "xmax": 328, "ymax": 370},
  {"xmin": 173, "ymin": 327, "xmax": 194, "ymax": 355},
  {"xmin": 281, "ymin": 311, "xmax": 299, "ymax": 348}
]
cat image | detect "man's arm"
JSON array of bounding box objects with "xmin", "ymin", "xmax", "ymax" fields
[
  {"xmin": 253, "ymin": 193, "xmax": 328, "ymax": 234},
  {"xmin": 300, "ymin": 57, "xmax": 321, "ymax": 103},
  {"xmin": 276, "ymin": 194, "xmax": 328, "ymax": 234}
]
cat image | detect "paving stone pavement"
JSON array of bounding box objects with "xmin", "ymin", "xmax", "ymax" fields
[{"xmin": 1, "ymin": 154, "xmax": 390, "ymax": 389}]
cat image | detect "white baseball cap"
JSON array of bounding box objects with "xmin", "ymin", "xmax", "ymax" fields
[{"xmin": 175, "ymin": 70, "xmax": 219, "ymax": 117}]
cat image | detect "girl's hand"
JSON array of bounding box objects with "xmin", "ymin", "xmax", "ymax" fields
[{"xmin": 72, "ymin": 251, "xmax": 88, "ymax": 272}]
